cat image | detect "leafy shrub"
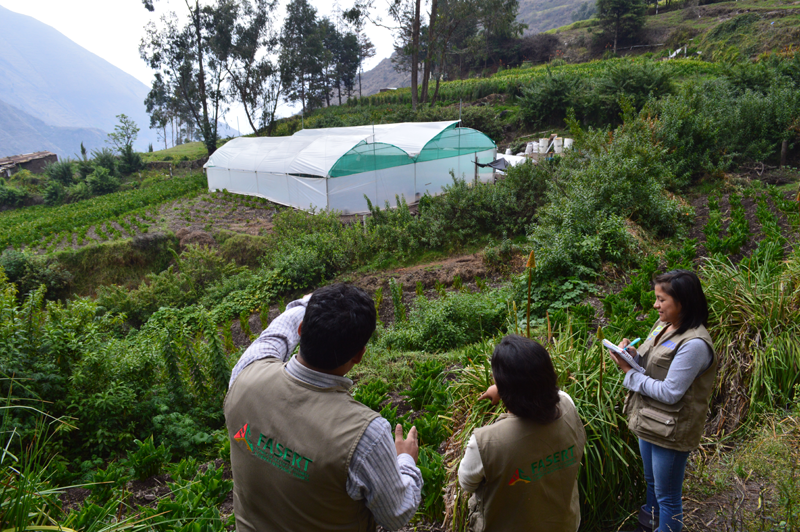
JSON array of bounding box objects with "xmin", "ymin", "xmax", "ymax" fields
[
  {"xmin": 418, "ymin": 175, "xmax": 524, "ymax": 251},
  {"xmin": 45, "ymin": 159, "xmax": 75, "ymax": 186},
  {"xmin": 0, "ymin": 249, "xmax": 72, "ymax": 300},
  {"xmin": 530, "ymin": 107, "xmax": 689, "ymax": 278},
  {"xmin": 43, "ymin": 181, "xmax": 66, "ymax": 206},
  {"xmin": 218, "ymin": 232, "xmax": 271, "ymax": 267},
  {"xmin": 520, "ymin": 68, "xmax": 585, "ymax": 127},
  {"xmin": 353, "ymin": 379, "xmax": 389, "ymax": 411},
  {"xmin": 67, "ymin": 182, "xmax": 91, "ymax": 202},
  {"xmin": 590, "ymin": 60, "xmax": 674, "ymax": 124},
  {"xmin": 652, "ymin": 76, "xmax": 800, "ymax": 186},
  {"xmin": 0, "ymin": 185, "xmax": 28, "ymax": 208},
  {"xmin": 89, "ymin": 462, "xmax": 130, "ymax": 505},
  {"xmin": 87, "ymin": 167, "xmax": 120, "ymax": 195},
  {"xmin": 379, "ymin": 288, "xmax": 510, "ymax": 352},
  {"xmin": 128, "ymin": 436, "xmax": 172, "ymax": 480},
  {"xmin": 118, "ymin": 144, "xmax": 144, "ymax": 175},
  {"xmin": 152, "ymin": 409, "xmax": 215, "ymax": 455},
  {"xmin": 91, "ymin": 148, "xmax": 118, "ymax": 176}
]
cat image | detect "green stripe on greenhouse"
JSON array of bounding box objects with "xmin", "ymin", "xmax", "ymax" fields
[
  {"xmin": 415, "ymin": 126, "xmax": 496, "ymax": 163},
  {"xmin": 329, "ymin": 141, "xmax": 414, "ymax": 178},
  {"xmin": 329, "ymin": 126, "xmax": 496, "ymax": 177}
]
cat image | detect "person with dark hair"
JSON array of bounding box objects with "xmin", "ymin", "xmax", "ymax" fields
[
  {"xmin": 225, "ymin": 283, "xmax": 422, "ymax": 531},
  {"xmin": 457, "ymin": 335, "xmax": 587, "ymax": 532},
  {"xmin": 608, "ymin": 269, "xmax": 717, "ymax": 532}
]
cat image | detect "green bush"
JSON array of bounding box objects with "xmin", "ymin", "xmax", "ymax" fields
[
  {"xmin": 652, "ymin": 76, "xmax": 800, "ymax": 186},
  {"xmin": 86, "ymin": 167, "xmax": 120, "ymax": 196},
  {"xmin": 0, "ymin": 185, "xmax": 28, "ymax": 208},
  {"xmin": 418, "ymin": 175, "xmax": 524, "ymax": 251},
  {"xmin": 45, "ymin": 160, "xmax": 76, "ymax": 186},
  {"xmin": 590, "ymin": 60, "xmax": 674, "ymax": 124},
  {"xmin": 0, "ymin": 249, "xmax": 72, "ymax": 300},
  {"xmin": 118, "ymin": 144, "xmax": 144, "ymax": 176},
  {"xmin": 91, "ymin": 148, "xmax": 118, "ymax": 176},
  {"xmin": 530, "ymin": 108, "xmax": 688, "ymax": 278},
  {"xmin": 43, "ymin": 181, "xmax": 66, "ymax": 206},
  {"xmin": 520, "ymin": 68, "xmax": 585, "ymax": 127},
  {"xmin": 379, "ymin": 287, "xmax": 510, "ymax": 351},
  {"xmin": 128, "ymin": 436, "xmax": 171, "ymax": 480}
]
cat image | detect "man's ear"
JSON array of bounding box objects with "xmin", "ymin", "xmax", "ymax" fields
[
  {"xmin": 297, "ymin": 321, "xmax": 302, "ymax": 336},
  {"xmin": 350, "ymin": 346, "xmax": 367, "ymax": 365}
]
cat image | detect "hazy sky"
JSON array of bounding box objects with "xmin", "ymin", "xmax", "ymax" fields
[{"xmin": 1, "ymin": 0, "xmax": 396, "ymax": 132}]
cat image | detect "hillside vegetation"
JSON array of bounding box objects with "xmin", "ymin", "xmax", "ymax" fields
[{"xmin": 2, "ymin": 17, "xmax": 800, "ymax": 532}]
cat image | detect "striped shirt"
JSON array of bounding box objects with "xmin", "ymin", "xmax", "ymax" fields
[{"xmin": 228, "ymin": 296, "xmax": 423, "ymax": 530}]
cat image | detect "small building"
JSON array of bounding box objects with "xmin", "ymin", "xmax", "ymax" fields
[{"xmin": 0, "ymin": 152, "xmax": 58, "ymax": 177}]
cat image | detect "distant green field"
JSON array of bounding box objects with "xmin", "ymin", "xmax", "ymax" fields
[{"xmin": 142, "ymin": 142, "xmax": 208, "ymax": 162}]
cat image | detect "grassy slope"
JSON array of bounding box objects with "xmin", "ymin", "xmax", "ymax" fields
[
  {"xmin": 549, "ymin": 0, "xmax": 800, "ymax": 61},
  {"xmin": 141, "ymin": 141, "xmax": 208, "ymax": 162}
]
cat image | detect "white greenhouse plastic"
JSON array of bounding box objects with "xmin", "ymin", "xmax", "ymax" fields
[{"xmin": 203, "ymin": 121, "xmax": 497, "ymax": 214}]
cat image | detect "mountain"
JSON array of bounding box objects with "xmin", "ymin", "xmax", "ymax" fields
[
  {"xmin": 357, "ymin": 56, "xmax": 413, "ymax": 97},
  {"xmin": 0, "ymin": 99, "xmax": 106, "ymax": 158},
  {"xmin": 0, "ymin": 4, "xmax": 160, "ymax": 157},
  {"xmin": 518, "ymin": 0, "xmax": 588, "ymax": 35}
]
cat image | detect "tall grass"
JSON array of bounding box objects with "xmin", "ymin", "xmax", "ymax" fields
[
  {"xmin": 703, "ymin": 243, "xmax": 800, "ymax": 436},
  {"xmin": 442, "ymin": 324, "xmax": 643, "ymax": 531}
]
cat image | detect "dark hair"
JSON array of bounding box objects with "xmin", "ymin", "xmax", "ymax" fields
[
  {"xmin": 653, "ymin": 269, "xmax": 708, "ymax": 335},
  {"xmin": 491, "ymin": 335, "xmax": 560, "ymax": 424},
  {"xmin": 299, "ymin": 283, "xmax": 376, "ymax": 370}
]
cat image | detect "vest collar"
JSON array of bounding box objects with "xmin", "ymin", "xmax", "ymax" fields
[{"xmin": 285, "ymin": 354, "xmax": 354, "ymax": 391}]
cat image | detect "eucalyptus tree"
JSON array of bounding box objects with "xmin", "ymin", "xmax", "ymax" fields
[
  {"xmin": 342, "ymin": 6, "xmax": 375, "ymax": 98},
  {"xmin": 279, "ymin": 0, "xmax": 325, "ymax": 114},
  {"xmin": 596, "ymin": 0, "xmax": 646, "ymax": 54},
  {"xmin": 140, "ymin": 1, "xmax": 231, "ymax": 156},
  {"xmin": 219, "ymin": 0, "xmax": 281, "ymax": 135}
]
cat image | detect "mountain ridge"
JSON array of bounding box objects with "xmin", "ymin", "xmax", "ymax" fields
[{"xmin": 0, "ymin": 4, "xmax": 156, "ymax": 155}]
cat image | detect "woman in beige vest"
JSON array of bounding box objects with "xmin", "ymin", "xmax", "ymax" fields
[
  {"xmin": 609, "ymin": 270, "xmax": 716, "ymax": 532},
  {"xmin": 458, "ymin": 335, "xmax": 587, "ymax": 532}
]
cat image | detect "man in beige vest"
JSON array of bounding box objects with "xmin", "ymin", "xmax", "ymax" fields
[
  {"xmin": 225, "ymin": 283, "xmax": 422, "ymax": 531},
  {"xmin": 458, "ymin": 335, "xmax": 587, "ymax": 532}
]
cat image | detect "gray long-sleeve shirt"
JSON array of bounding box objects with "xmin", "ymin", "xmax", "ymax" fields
[
  {"xmin": 228, "ymin": 296, "xmax": 423, "ymax": 530},
  {"xmin": 623, "ymin": 338, "xmax": 712, "ymax": 405}
]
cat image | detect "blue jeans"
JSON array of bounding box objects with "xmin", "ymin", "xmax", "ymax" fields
[{"xmin": 639, "ymin": 439, "xmax": 690, "ymax": 532}]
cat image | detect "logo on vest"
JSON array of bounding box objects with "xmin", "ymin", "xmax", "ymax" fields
[
  {"xmin": 648, "ymin": 324, "xmax": 665, "ymax": 341},
  {"xmin": 507, "ymin": 445, "xmax": 578, "ymax": 486},
  {"xmin": 234, "ymin": 423, "xmax": 314, "ymax": 481}
]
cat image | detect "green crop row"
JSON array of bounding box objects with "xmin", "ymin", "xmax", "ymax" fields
[
  {"xmin": 0, "ymin": 173, "xmax": 206, "ymax": 250},
  {"xmin": 348, "ymin": 58, "xmax": 723, "ymax": 106}
]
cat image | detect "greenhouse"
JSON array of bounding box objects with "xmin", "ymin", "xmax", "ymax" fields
[{"xmin": 203, "ymin": 121, "xmax": 497, "ymax": 214}]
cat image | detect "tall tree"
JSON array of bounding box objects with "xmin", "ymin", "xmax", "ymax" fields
[
  {"xmin": 279, "ymin": 0, "xmax": 324, "ymax": 114},
  {"xmin": 336, "ymin": 32, "xmax": 361, "ymax": 103},
  {"xmin": 317, "ymin": 17, "xmax": 340, "ymax": 108},
  {"xmin": 140, "ymin": 2, "xmax": 228, "ymax": 156},
  {"xmin": 419, "ymin": 0, "xmax": 437, "ymax": 104},
  {"xmin": 221, "ymin": 0, "xmax": 281, "ymax": 135},
  {"xmin": 342, "ymin": 7, "xmax": 375, "ymax": 98},
  {"xmin": 596, "ymin": 0, "xmax": 646, "ymax": 54},
  {"xmin": 145, "ymin": 74, "xmax": 171, "ymax": 149},
  {"xmin": 388, "ymin": 0, "xmax": 423, "ymax": 110},
  {"xmin": 425, "ymin": 0, "xmax": 479, "ymax": 105},
  {"xmin": 474, "ymin": 0, "xmax": 525, "ymax": 70}
]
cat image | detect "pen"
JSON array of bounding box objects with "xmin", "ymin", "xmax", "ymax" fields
[{"xmin": 624, "ymin": 338, "xmax": 641, "ymax": 352}]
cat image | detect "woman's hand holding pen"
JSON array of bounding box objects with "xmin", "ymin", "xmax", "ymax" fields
[{"xmin": 609, "ymin": 337, "xmax": 640, "ymax": 373}]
